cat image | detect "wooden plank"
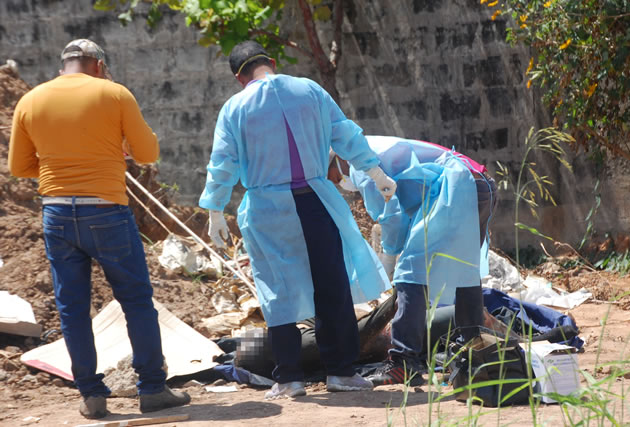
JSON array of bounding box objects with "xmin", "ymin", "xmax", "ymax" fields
[{"xmin": 75, "ymin": 413, "xmax": 190, "ymax": 427}]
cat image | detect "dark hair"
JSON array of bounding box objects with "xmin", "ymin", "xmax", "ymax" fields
[{"xmin": 228, "ymin": 40, "xmax": 272, "ymax": 76}]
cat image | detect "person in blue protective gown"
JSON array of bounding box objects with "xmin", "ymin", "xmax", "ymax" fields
[
  {"xmin": 199, "ymin": 41, "xmax": 396, "ymax": 399},
  {"xmin": 328, "ymin": 135, "xmax": 497, "ymax": 386}
]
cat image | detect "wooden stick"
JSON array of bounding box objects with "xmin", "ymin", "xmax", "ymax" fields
[
  {"xmin": 76, "ymin": 413, "xmax": 189, "ymax": 427},
  {"xmin": 126, "ymin": 186, "xmax": 171, "ymax": 235},
  {"xmin": 125, "ymin": 171, "xmax": 257, "ymax": 298},
  {"xmin": 231, "ymin": 238, "xmax": 251, "ymax": 284}
]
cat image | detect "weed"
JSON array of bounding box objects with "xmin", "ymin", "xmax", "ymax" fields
[
  {"xmin": 158, "ymin": 181, "xmax": 180, "ymax": 193},
  {"xmin": 594, "ymin": 250, "xmax": 630, "ymax": 276},
  {"xmin": 139, "ymin": 232, "xmax": 155, "ymax": 247},
  {"xmin": 495, "ymin": 127, "xmax": 574, "ymax": 270}
]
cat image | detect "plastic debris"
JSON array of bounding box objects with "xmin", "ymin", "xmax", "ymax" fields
[
  {"xmin": 481, "ymin": 250, "xmax": 523, "ymax": 292},
  {"xmin": 158, "ymin": 234, "xmax": 218, "ymax": 277},
  {"xmin": 518, "ymin": 275, "xmax": 592, "ymax": 309},
  {"xmin": 205, "ymin": 385, "xmax": 238, "ymax": 393}
]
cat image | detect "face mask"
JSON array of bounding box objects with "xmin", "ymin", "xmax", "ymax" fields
[
  {"xmin": 338, "ymin": 175, "xmax": 358, "ymax": 192},
  {"xmin": 334, "ymin": 156, "xmax": 358, "ymax": 192}
]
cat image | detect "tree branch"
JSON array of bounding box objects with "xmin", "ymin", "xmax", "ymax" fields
[
  {"xmin": 248, "ymin": 29, "xmax": 314, "ymax": 60},
  {"xmin": 580, "ymin": 126, "xmax": 630, "ymax": 162},
  {"xmin": 297, "ymin": 0, "xmax": 333, "ymax": 74},
  {"xmin": 329, "ymin": 0, "xmax": 343, "ymax": 69}
]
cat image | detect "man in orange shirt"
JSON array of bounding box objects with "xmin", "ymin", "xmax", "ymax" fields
[{"xmin": 8, "ymin": 39, "xmax": 190, "ymax": 419}]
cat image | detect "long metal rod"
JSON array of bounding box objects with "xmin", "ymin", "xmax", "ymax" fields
[{"xmin": 125, "ymin": 171, "xmax": 257, "ymax": 297}]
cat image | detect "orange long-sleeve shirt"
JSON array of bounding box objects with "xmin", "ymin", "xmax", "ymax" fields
[{"xmin": 8, "ymin": 73, "xmax": 158, "ymax": 205}]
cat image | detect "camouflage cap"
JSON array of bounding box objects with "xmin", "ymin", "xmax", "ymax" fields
[{"xmin": 60, "ymin": 39, "xmax": 112, "ymax": 79}]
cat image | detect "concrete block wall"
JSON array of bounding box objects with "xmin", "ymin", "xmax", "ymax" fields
[{"xmin": 1, "ymin": 0, "xmax": 625, "ymax": 251}]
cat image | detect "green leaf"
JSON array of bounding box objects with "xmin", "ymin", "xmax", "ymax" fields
[
  {"xmin": 118, "ymin": 10, "xmax": 133, "ymax": 25},
  {"xmin": 233, "ymin": 17, "xmax": 250, "ymax": 37},
  {"xmin": 94, "ymin": 0, "xmax": 118, "ymax": 11},
  {"xmin": 219, "ymin": 35, "xmax": 238, "ymax": 55},
  {"xmin": 147, "ymin": 2, "xmax": 163, "ymax": 28},
  {"xmin": 167, "ymin": 0, "xmax": 183, "ymax": 10},
  {"xmin": 313, "ymin": 5, "xmax": 331, "ymax": 21},
  {"xmin": 198, "ymin": 34, "xmax": 217, "ymax": 47},
  {"xmin": 515, "ymin": 222, "xmax": 554, "ymax": 241}
]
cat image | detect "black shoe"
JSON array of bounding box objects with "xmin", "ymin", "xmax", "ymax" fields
[
  {"xmin": 367, "ymin": 359, "xmax": 425, "ymax": 387},
  {"xmin": 139, "ymin": 386, "xmax": 191, "ymax": 413},
  {"xmin": 79, "ymin": 396, "xmax": 108, "ymax": 419}
]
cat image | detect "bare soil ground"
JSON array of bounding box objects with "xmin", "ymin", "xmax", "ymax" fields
[{"xmin": 1, "ymin": 67, "xmax": 629, "ymax": 427}]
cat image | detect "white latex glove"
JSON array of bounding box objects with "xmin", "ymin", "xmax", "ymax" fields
[
  {"xmin": 208, "ymin": 210, "xmax": 229, "ymax": 249},
  {"xmin": 379, "ymin": 252, "xmax": 397, "ymax": 282},
  {"xmin": 366, "ymin": 167, "xmax": 397, "ymax": 202}
]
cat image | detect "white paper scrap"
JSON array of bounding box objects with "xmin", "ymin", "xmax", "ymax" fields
[{"xmin": 205, "ymin": 385, "xmax": 238, "ymax": 393}]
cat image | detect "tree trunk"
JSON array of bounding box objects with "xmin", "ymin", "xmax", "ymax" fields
[
  {"xmin": 297, "ymin": 0, "xmax": 342, "ymax": 103},
  {"xmin": 319, "ymin": 68, "xmax": 340, "ymax": 102}
]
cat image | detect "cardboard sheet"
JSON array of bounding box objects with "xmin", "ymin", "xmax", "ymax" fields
[
  {"xmin": 20, "ymin": 299, "xmax": 222, "ymax": 381},
  {"xmin": 0, "ymin": 291, "xmax": 43, "ymax": 337}
]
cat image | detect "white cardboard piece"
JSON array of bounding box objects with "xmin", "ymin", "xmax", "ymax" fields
[
  {"xmin": 20, "ymin": 299, "xmax": 222, "ymax": 381},
  {"xmin": 524, "ymin": 341, "xmax": 580, "ymax": 403},
  {"xmin": 0, "ymin": 291, "xmax": 43, "ymax": 337}
]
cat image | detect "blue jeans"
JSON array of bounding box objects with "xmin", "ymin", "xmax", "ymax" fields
[{"xmin": 42, "ymin": 202, "xmax": 166, "ymax": 397}]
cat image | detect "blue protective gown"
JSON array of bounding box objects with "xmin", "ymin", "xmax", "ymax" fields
[
  {"xmin": 199, "ymin": 74, "xmax": 390, "ymax": 327},
  {"xmin": 350, "ymin": 135, "xmax": 486, "ymax": 304}
]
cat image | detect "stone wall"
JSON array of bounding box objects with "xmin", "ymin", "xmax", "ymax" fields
[{"xmin": 1, "ymin": 0, "xmax": 626, "ymax": 251}]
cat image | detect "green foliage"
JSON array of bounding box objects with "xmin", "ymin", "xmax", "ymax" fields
[
  {"xmin": 495, "ymin": 127, "xmax": 574, "ymax": 269},
  {"xmin": 595, "ymin": 249, "xmax": 630, "ymax": 275},
  {"xmin": 158, "ymin": 181, "xmax": 180, "ymax": 193},
  {"xmin": 138, "ymin": 231, "xmax": 155, "ymax": 246},
  {"xmin": 390, "ymin": 299, "xmax": 630, "ymax": 425},
  {"xmin": 483, "ymin": 0, "xmax": 630, "ymax": 158},
  {"xmin": 94, "ymin": 0, "xmax": 298, "ymax": 64},
  {"xmin": 185, "ymin": 271, "xmax": 208, "ymax": 283}
]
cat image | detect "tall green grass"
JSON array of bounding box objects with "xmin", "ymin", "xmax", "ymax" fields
[{"xmin": 384, "ymin": 292, "xmax": 630, "ymax": 426}]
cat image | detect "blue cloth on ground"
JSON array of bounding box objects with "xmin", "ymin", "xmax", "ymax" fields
[
  {"xmin": 199, "ymin": 74, "xmax": 390, "ymax": 327},
  {"xmin": 482, "ymin": 288, "xmax": 583, "ymax": 349},
  {"xmin": 210, "ymin": 364, "xmax": 274, "ymax": 387}
]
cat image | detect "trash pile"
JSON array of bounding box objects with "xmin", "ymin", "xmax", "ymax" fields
[{"xmin": 482, "ymin": 250, "xmax": 593, "ymax": 309}]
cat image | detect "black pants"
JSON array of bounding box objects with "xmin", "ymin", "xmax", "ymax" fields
[
  {"xmin": 268, "ymin": 191, "xmax": 359, "ymax": 383},
  {"xmin": 455, "ymin": 174, "xmax": 497, "ymax": 340}
]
